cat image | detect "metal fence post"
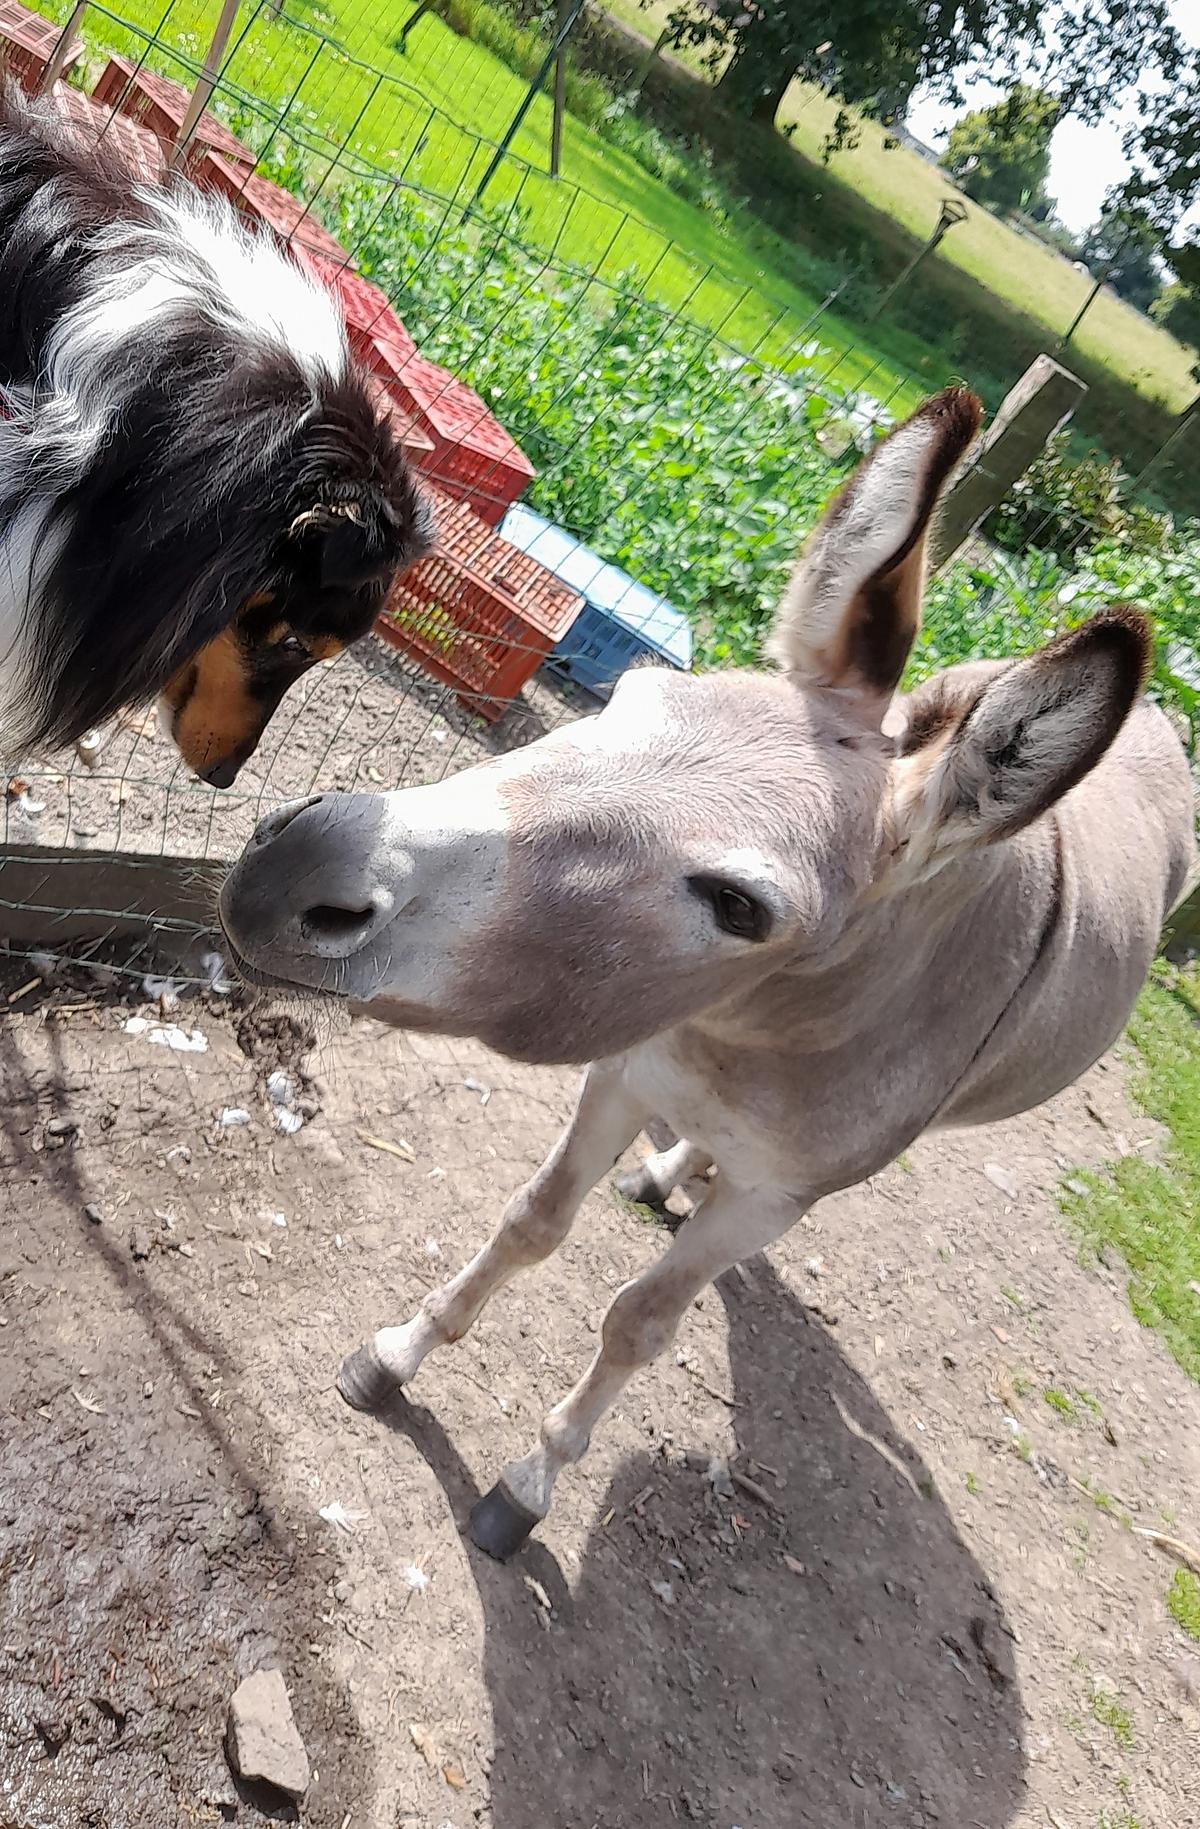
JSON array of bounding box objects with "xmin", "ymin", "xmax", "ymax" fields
[
  {"xmin": 931, "ymin": 355, "xmax": 1088, "ymax": 569},
  {"xmin": 467, "ymin": 0, "xmax": 586, "ymax": 211}
]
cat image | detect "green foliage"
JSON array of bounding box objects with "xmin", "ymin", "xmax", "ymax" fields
[
  {"xmin": 1151, "ymin": 282, "xmax": 1200, "ymax": 380},
  {"xmin": 330, "ymin": 177, "xmax": 859, "ymax": 664},
  {"xmin": 1064, "ymin": 959, "xmax": 1200, "ymax": 1385},
  {"xmin": 326, "ymin": 170, "xmax": 1200, "ymax": 718},
  {"xmin": 1078, "ymin": 1479, "xmax": 1126, "ymax": 1522},
  {"xmin": 1167, "ymin": 1569, "xmax": 1200, "ymax": 1640},
  {"xmin": 986, "ymin": 431, "xmax": 1171, "ymax": 564},
  {"xmin": 1088, "ymin": 1685, "xmax": 1135, "ymax": 1751},
  {"xmin": 441, "ymin": 0, "xmax": 614, "ymax": 131},
  {"xmin": 1123, "ymin": 45, "xmax": 1200, "ymax": 232},
  {"xmin": 666, "ymin": 0, "xmax": 1181, "ymax": 135},
  {"xmin": 941, "ymin": 84, "xmax": 1059, "ymax": 216},
  {"xmin": 282, "ymin": 167, "xmax": 1199, "ymax": 729},
  {"xmin": 1081, "ymin": 204, "xmax": 1166, "ymax": 315},
  {"xmin": 1043, "ymin": 1387, "xmax": 1077, "ymax": 1420}
]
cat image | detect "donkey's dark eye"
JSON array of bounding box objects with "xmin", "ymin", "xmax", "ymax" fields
[{"xmin": 689, "ymin": 877, "xmax": 772, "ymax": 942}]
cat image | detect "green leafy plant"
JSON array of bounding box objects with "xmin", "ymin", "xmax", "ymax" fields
[
  {"xmin": 233, "ymin": 154, "xmax": 1199, "ymax": 738},
  {"xmin": 1167, "ymin": 1568, "xmax": 1200, "ymax": 1640},
  {"xmin": 986, "ymin": 431, "xmax": 1171, "ymax": 565}
]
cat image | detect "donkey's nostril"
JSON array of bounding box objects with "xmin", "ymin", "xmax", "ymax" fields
[{"xmin": 300, "ymin": 901, "xmax": 379, "ymax": 947}]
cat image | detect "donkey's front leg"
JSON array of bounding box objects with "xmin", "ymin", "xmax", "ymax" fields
[
  {"xmin": 337, "ymin": 1061, "xmax": 648, "ymax": 1413},
  {"xmin": 469, "ymin": 1179, "xmax": 807, "ymax": 1559}
]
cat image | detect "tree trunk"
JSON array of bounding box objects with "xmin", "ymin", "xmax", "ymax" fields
[{"xmin": 714, "ymin": 35, "xmax": 800, "ymax": 126}]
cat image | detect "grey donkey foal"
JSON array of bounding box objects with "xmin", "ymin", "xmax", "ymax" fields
[{"xmin": 219, "ymin": 387, "xmax": 1195, "ymax": 1558}]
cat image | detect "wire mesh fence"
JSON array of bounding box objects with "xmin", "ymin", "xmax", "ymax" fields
[{"xmin": 2, "ymin": 0, "xmax": 1197, "ymax": 1000}]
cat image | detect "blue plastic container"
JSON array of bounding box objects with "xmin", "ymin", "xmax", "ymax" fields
[{"xmin": 500, "ymin": 503, "xmax": 692, "ymax": 699}]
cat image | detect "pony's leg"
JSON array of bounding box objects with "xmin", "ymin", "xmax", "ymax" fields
[
  {"xmin": 337, "ymin": 1060, "xmax": 648, "ymax": 1412},
  {"xmin": 469, "ymin": 1177, "xmax": 807, "ymax": 1558}
]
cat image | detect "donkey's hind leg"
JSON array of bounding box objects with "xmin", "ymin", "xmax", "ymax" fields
[
  {"xmin": 469, "ymin": 1177, "xmax": 806, "ymax": 1559},
  {"xmin": 616, "ymin": 1137, "xmax": 714, "ymax": 1210},
  {"xmin": 337, "ymin": 1061, "xmax": 647, "ymax": 1413}
]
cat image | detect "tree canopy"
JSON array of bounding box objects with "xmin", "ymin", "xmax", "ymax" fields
[
  {"xmin": 1151, "ymin": 241, "xmax": 1200, "ymax": 382},
  {"xmin": 939, "ymin": 84, "xmax": 1058, "ymax": 215},
  {"xmin": 1152, "ymin": 282, "xmax": 1200, "ymax": 355},
  {"xmin": 1081, "ymin": 203, "xmax": 1165, "ymax": 314},
  {"xmin": 1120, "ymin": 47, "xmax": 1200, "ymax": 231},
  {"xmin": 1112, "ymin": 50, "xmax": 1200, "ymax": 383},
  {"xmin": 661, "ymin": 0, "xmax": 1184, "ymax": 133}
]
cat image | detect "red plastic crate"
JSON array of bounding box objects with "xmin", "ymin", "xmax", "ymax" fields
[
  {"xmin": 92, "ymin": 55, "xmax": 253, "ymax": 173},
  {"xmin": 186, "ymin": 163, "xmax": 535, "ymax": 528},
  {"xmin": 303, "ymin": 254, "xmax": 416, "ymax": 357},
  {"xmin": 0, "ymin": 0, "xmax": 79, "ymax": 93},
  {"xmin": 292, "ymin": 253, "xmax": 535, "ymax": 527},
  {"xmin": 378, "ymin": 351, "xmax": 535, "ymax": 528},
  {"xmin": 51, "ymin": 83, "xmax": 166, "ymax": 184},
  {"xmin": 196, "ymin": 154, "xmax": 352, "ymax": 266},
  {"xmin": 370, "ymin": 383, "xmax": 436, "ymax": 468},
  {"xmin": 377, "ymin": 489, "xmax": 582, "ymax": 720}
]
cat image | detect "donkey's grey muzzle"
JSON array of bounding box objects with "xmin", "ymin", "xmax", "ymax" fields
[{"xmin": 219, "ymin": 792, "xmax": 397, "ymax": 991}]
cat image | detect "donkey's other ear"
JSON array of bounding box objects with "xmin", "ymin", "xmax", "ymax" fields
[
  {"xmin": 768, "ymin": 386, "xmax": 981, "ymax": 717},
  {"xmin": 892, "ymin": 608, "xmax": 1151, "ymax": 876}
]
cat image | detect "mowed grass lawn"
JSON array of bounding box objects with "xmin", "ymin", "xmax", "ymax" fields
[
  {"xmin": 606, "ymin": 0, "xmax": 1197, "ymax": 413},
  {"xmin": 58, "ymin": 0, "xmax": 929, "ymax": 408}
]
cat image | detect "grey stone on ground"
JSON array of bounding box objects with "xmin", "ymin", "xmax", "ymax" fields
[{"xmin": 225, "ymin": 1667, "xmax": 310, "ymax": 1800}]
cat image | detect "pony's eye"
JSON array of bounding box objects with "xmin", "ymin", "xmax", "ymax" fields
[{"xmin": 688, "ymin": 877, "xmax": 772, "ymax": 942}]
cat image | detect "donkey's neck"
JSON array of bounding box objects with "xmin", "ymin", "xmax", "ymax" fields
[{"xmin": 698, "ymin": 827, "xmax": 1049, "ymax": 1055}]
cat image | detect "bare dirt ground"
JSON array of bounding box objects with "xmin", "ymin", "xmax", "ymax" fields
[
  {"xmin": 1, "ymin": 969, "xmax": 1198, "ymax": 1829},
  {"xmin": 2, "ymin": 638, "xmax": 586, "ymax": 871}
]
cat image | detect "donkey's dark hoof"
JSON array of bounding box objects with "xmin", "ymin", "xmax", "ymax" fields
[
  {"xmin": 336, "ymin": 1344, "xmax": 395, "ymax": 1413},
  {"xmin": 468, "ymin": 1483, "xmax": 541, "ymax": 1560},
  {"xmin": 615, "ymin": 1168, "xmax": 665, "ymax": 1210}
]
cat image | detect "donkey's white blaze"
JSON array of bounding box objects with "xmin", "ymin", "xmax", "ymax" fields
[{"xmin": 341, "ymin": 764, "xmax": 511, "ymax": 1006}]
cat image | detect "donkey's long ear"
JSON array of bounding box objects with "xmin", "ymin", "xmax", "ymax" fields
[
  {"xmin": 890, "ymin": 608, "xmax": 1151, "ymax": 878},
  {"xmin": 768, "ymin": 387, "xmax": 981, "ymax": 717}
]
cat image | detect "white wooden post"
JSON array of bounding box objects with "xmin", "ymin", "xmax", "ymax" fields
[{"xmin": 168, "ymin": 0, "xmax": 241, "ymax": 170}]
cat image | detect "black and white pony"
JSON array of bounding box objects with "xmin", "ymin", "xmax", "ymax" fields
[{"xmin": 0, "ymin": 81, "xmax": 430, "ymax": 787}]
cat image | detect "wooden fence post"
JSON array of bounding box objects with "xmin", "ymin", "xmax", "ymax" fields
[{"xmin": 931, "ymin": 354, "xmax": 1087, "ymax": 570}]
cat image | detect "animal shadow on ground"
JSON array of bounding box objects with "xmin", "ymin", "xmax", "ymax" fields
[
  {"xmin": 0, "ymin": 1021, "xmax": 370, "ymax": 1828},
  {"xmin": 391, "ymin": 1255, "xmax": 1028, "ymax": 1829}
]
